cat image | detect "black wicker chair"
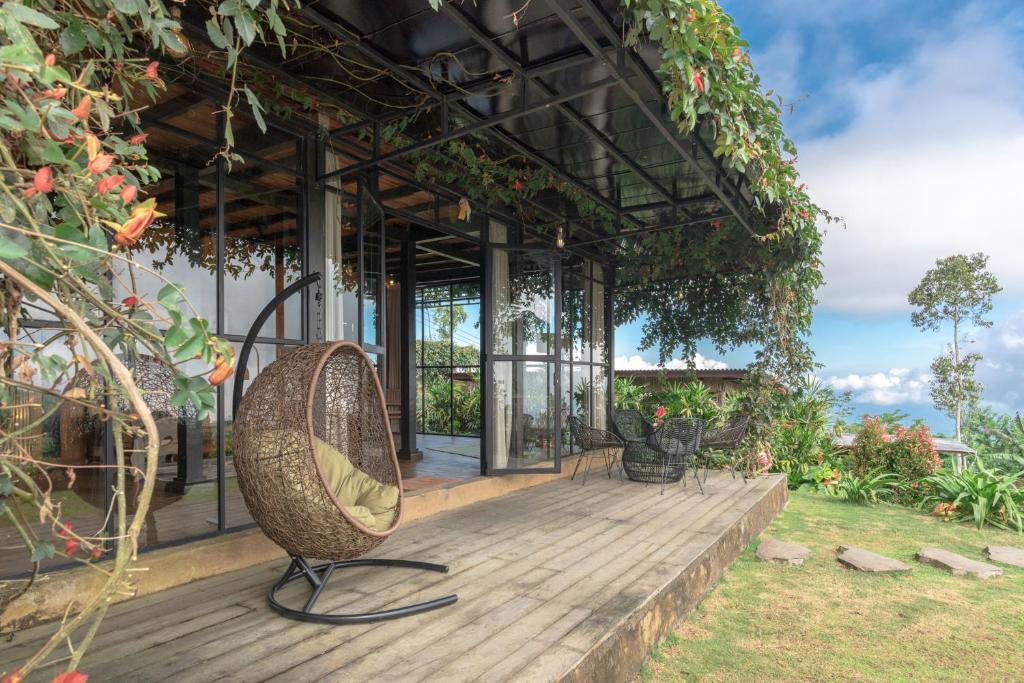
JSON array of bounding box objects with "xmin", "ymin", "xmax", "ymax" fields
[
  {"xmin": 643, "ymin": 417, "xmax": 704, "ymax": 494},
  {"xmin": 566, "ymin": 415, "xmax": 623, "ymax": 485},
  {"xmin": 699, "ymin": 415, "xmax": 751, "ymax": 484},
  {"xmin": 612, "ymin": 409, "xmax": 653, "ymax": 445}
]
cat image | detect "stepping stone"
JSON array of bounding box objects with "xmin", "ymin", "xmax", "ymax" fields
[
  {"xmin": 984, "ymin": 546, "xmax": 1024, "ymax": 568},
  {"xmin": 836, "ymin": 545, "xmax": 911, "ymax": 573},
  {"xmin": 916, "ymin": 548, "xmax": 1003, "ymax": 579},
  {"xmin": 756, "ymin": 538, "xmax": 811, "ymax": 565}
]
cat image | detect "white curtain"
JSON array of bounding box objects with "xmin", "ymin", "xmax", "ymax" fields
[{"xmin": 490, "ymin": 219, "xmax": 511, "ymax": 468}]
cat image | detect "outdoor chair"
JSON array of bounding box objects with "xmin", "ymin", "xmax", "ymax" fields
[
  {"xmin": 632, "ymin": 417, "xmax": 704, "ymax": 494},
  {"xmin": 234, "ymin": 341, "xmax": 457, "ymax": 624},
  {"xmin": 612, "ymin": 409, "xmax": 654, "ymax": 446},
  {"xmin": 699, "ymin": 415, "xmax": 751, "ymax": 484},
  {"xmin": 566, "ymin": 415, "xmax": 623, "ymax": 485}
]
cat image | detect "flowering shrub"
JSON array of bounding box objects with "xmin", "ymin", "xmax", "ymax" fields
[{"xmin": 847, "ymin": 416, "xmax": 940, "ymax": 480}]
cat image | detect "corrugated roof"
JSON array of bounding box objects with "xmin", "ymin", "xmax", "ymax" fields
[{"xmin": 615, "ymin": 368, "xmax": 749, "ymax": 380}]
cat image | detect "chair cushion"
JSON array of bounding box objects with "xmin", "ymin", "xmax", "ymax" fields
[{"xmin": 311, "ymin": 437, "xmax": 399, "ymax": 531}]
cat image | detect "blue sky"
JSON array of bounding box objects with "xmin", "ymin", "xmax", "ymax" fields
[{"xmin": 615, "ymin": 0, "xmax": 1024, "ymax": 433}]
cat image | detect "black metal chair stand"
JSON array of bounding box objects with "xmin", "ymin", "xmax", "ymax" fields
[
  {"xmin": 567, "ymin": 415, "xmax": 624, "ymax": 485},
  {"xmin": 699, "ymin": 415, "xmax": 751, "ymax": 485},
  {"xmin": 269, "ymin": 556, "xmax": 458, "ymax": 625}
]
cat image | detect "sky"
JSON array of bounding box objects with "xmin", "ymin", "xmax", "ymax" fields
[{"xmin": 614, "ymin": 0, "xmax": 1024, "ymax": 433}]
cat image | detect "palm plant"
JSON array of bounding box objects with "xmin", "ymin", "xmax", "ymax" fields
[
  {"xmin": 919, "ymin": 461, "xmax": 1024, "ymax": 532},
  {"xmin": 657, "ymin": 380, "xmax": 717, "ymax": 425}
]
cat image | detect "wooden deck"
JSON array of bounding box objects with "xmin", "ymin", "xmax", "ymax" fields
[{"xmin": 2, "ymin": 471, "xmax": 786, "ymax": 682}]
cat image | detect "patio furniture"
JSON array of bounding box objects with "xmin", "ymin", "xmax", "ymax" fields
[
  {"xmin": 624, "ymin": 417, "xmax": 704, "ymax": 494},
  {"xmin": 699, "ymin": 415, "xmax": 751, "ymax": 484},
  {"xmin": 612, "ymin": 409, "xmax": 654, "ymax": 446},
  {"xmin": 233, "ymin": 340, "xmax": 457, "ymax": 624},
  {"xmin": 566, "ymin": 415, "xmax": 623, "ymax": 485}
]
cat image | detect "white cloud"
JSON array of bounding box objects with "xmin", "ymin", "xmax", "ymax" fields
[
  {"xmin": 825, "ymin": 367, "xmax": 931, "ymax": 405},
  {"xmin": 794, "ymin": 18, "xmax": 1024, "ymax": 314},
  {"xmin": 614, "ymin": 354, "xmax": 729, "ymax": 371}
]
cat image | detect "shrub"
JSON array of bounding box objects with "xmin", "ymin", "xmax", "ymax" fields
[
  {"xmin": 919, "ymin": 462, "xmax": 1024, "ymax": 532},
  {"xmin": 847, "ymin": 417, "xmax": 940, "ymax": 480}
]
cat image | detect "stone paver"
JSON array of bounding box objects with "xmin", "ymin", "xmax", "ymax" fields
[
  {"xmin": 984, "ymin": 546, "xmax": 1024, "ymax": 568},
  {"xmin": 917, "ymin": 548, "xmax": 1003, "ymax": 579},
  {"xmin": 836, "ymin": 545, "xmax": 911, "ymax": 573},
  {"xmin": 756, "ymin": 538, "xmax": 811, "ymax": 565}
]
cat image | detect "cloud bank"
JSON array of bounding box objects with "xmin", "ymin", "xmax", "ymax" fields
[{"xmin": 614, "ymin": 354, "xmax": 729, "ymax": 371}]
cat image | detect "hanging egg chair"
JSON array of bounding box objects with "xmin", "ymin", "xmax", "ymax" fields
[{"xmin": 232, "ymin": 275, "xmax": 456, "ymax": 624}]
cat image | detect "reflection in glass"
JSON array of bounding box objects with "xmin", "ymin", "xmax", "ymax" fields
[
  {"xmin": 489, "ymin": 361, "xmax": 556, "ymax": 470},
  {"xmin": 223, "ymin": 157, "xmax": 303, "ymax": 339},
  {"xmin": 362, "ymin": 190, "xmax": 383, "ymax": 347},
  {"xmin": 491, "ymin": 251, "xmax": 555, "ymax": 356},
  {"xmin": 325, "ymin": 184, "xmax": 358, "ymax": 341}
]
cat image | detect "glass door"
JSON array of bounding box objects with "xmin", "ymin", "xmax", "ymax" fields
[{"xmin": 484, "ymin": 245, "xmax": 561, "ymax": 473}]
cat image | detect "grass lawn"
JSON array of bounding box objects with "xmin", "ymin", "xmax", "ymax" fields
[{"xmin": 641, "ymin": 490, "xmax": 1024, "ymax": 682}]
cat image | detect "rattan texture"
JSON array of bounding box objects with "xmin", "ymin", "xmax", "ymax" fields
[
  {"xmin": 612, "ymin": 410, "xmax": 653, "ymax": 444},
  {"xmin": 234, "ymin": 341, "xmax": 402, "ymax": 560},
  {"xmin": 622, "ymin": 416, "xmax": 703, "ymax": 484},
  {"xmin": 567, "ymin": 415, "xmax": 623, "ymax": 451},
  {"xmin": 700, "ymin": 415, "xmax": 750, "ymax": 450}
]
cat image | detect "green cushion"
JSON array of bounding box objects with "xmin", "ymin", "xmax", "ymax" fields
[{"xmin": 312, "ymin": 436, "xmax": 398, "ymax": 531}]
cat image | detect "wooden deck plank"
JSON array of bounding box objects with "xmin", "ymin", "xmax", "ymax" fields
[{"xmin": 0, "ymin": 472, "xmax": 786, "ymax": 683}]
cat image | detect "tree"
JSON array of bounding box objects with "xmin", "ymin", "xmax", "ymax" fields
[{"xmin": 908, "ymin": 253, "xmax": 1001, "ymax": 441}]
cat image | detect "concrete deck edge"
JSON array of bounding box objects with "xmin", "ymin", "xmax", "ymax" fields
[
  {"xmin": 2, "ymin": 454, "xmax": 593, "ymax": 630},
  {"xmin": 560, "ymin": 474, "xmax": 789, "ymax": 683}
]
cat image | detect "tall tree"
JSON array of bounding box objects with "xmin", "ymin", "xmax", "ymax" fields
[{"xmin": 908, "ymin": 253, "xmax": 1001, "ymax": 441}]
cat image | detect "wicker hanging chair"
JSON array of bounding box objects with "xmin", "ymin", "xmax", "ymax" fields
[{"xmin": 233, "ymin": 340, "xmax": 457, "ymax": 624}]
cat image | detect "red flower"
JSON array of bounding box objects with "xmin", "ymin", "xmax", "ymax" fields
[
  {"xmin": 710, "ymin": 219, "xmax": 721, "ymax": 230},
  {"xmin": 64, "ymin": 538, "xmax": 80, "ymax": 556},
  {"xmin": 120, "ymin": 184, "xmax": 138, "ymax": 204},
  {"xmin": 121, "ymin": 296, "xmax": 140, "ymax": 308},
  {"xmin": 71, "ymin": 95, "xmax": 91, "ymax": 121},
  {"xmin": 96, "ymin": 174, "xmax": 125, "ymax": 195},
  {"xmin": 34, "ymin": 166, "xmax": 53, "ymax": 193},
  {"xmin": 87, "ymin": 154, "xmax": 114, "ymax": 175},
  {"xmin": 654, "ymin": 406, "xmax": 667, "ymax": 419},
  {"xmin": 128, "ymin": 133, "xmax": 148, "ymax": 145},
  {"xmin": 512, "ymin": 179, "xmax": 523, "ymax": 192},
  {"xmin": 44, "ymin": 53, "xmax": 56, "ymax": 66},
  {"xmin": 56, "ymin": 521, "xmax": 73, "ymax": 538},
  {"xmin": 91, "ymin": 547, "xmax": 103, "ymax": 560},
  {"xmin": 144, "ymin": 61, "xmax": 160, "ymax": 82},
  {"xmin": 732, "ymin": 47, "xmax": 743, "ymax": 61},
  {"xmin": 692, "ymin": 70, "xmax": 705, "ymax": 93},
  {"xmin": 50, "ymin": 672, "xmax": 88, "ymax": 683}
]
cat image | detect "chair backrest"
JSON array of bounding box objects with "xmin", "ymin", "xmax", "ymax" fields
[
  {"xmin": 703, "ymin": 414, "xmax": 750, "ymax": 449},
  {"xmin": 653, "ymin": 417, "xmax": 704, "ymax": 456},
  {"xmin": 613, "ymin": 409, "xmax": 649, "ymax": 442},
  {"xmin": 566, "ymin": 415, "xmax": 593, "ymax": 451}
]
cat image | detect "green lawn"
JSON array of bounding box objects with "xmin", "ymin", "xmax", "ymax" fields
[{"xmin": 641, "ymin": 490, "xmax": 1024, "ymax": 682}]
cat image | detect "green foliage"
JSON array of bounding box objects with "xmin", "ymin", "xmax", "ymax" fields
[
  {"xmin": 652, "ymin": 380, "xmax": 717, "ymax": 425},
  {"xmin": 831, "ymin": 470, "xmax": 900, "ymax": 505},
  {"xmin": 964, "ymin": 407, "xmax": 1024, "ymax": 456},
  {"xmin": 919, "ymin": 462, "xmax": 1024, "ymax": 532},
  {"xmin": 613, "ymin": 376, "xmax": 648, "ymax": 412}
]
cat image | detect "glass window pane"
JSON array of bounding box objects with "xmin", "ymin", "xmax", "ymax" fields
[
  {"xmin": 488, "ymin": 361, "xmax": 556, "ymax": 470},
  {"xmin": 117, "ymin": 126, "xmax": 218, "ymax": 326},
  {"xmin": 572, "ymin": 364, "xmax": 592, "ymax": 425},
  {"xmin": 223, "ymin": 157, "xmax": 303, "ymax": 339},
  {"xmin": 593, "ymin": 270, "xmax": 607, "ymax": 366},
  {"xmin": 452, "ymin": 367, "xmax": 481, "ymax": 437},
  {"xmin": 491, "ymin": 251, "xmax": 555, "ymax": 356},
  {"xmin": 592, "ymin": 366, "xmax": 608, "ymax": 430}
]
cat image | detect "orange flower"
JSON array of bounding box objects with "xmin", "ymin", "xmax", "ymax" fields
[
  {"xmin": 44, "ymin": 53, "xmax": 56, "ymax": 66},
  {"xmin": 144, "ymin": 61, "xmax": 160, "ymax": 81},
  {"xmin": 113, "ymin": 198, "xmax": 162, "ymax": 246},
  {"xmin": 1, "ymin": 669, "xmax": 22, "ymax": 683},
  {"xmin": 96, "ymin": 174, "xmax": 124, "ymax": 195},
  {"xmin": 120, "ymin": 184, "xmax": 137, "ymax": 204},
  {"xmin": 34, "ymin": 166, "xmax": 53, "ymax": 193},
  {"xmin": 208, "ymin": 353, "xmax": 234, "ymax": 386},
  {"xmin": 87, "ymin": 154, "xmax": 114, "ymax": 175},
  {"xmin": 71, "ymin": 94, "xmax": 91, "ymax": 121},
  {"xmin": 128, "ymin": 132, "xmax": 148, "ymax": 145}
]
